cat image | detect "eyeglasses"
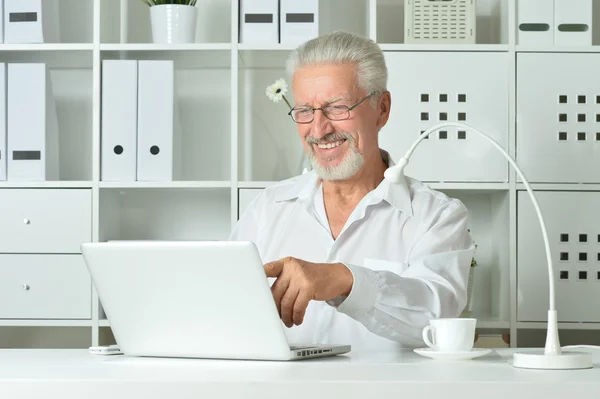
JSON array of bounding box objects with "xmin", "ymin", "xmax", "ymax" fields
[{"xmin": 288, "ymin": 92, "xmax": 377, "ymax": 124}]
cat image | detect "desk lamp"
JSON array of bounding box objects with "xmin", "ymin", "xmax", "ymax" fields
[{"xmin": 383, "ymin": 122, "xmax": 593, "ymax": 370}]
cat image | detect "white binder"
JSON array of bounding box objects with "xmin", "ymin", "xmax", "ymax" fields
[
  {"xmin": 101, "ymin": 60, "xmax": 138, "ymax": 182},
  {"xmin": 239, "ymin": 0, "xmax": 278, "ymax": 44},
  {"xmin": 280, "ymin": 0, "xmax": 318, "ymax": 45},
  {"xmin": 7, "ymin": 63, "xmax": 58, "ymax": 181},
  {"xmin": 517, "ymin": 0, "xmax": 554, "ymax": 46},
  {"xmin": 0, "ymin": 63, "xmax": 5, "ymax": 181},
  {"xmin": 554, "ymin": 0, "xmax": 592, "ymax": 46},
  {"xmin": 136, "ymin": 60, "xmax": 174, "ymax": 182}
]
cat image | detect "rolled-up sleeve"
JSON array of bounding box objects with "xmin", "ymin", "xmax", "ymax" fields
[{"xmin": 329, "ymin": 200, "xmax": 475, "ymax": 346}]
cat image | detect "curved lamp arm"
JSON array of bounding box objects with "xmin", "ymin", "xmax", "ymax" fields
[{"xmin": 383, "ymin": 122, "xmax": 560, "ymax": 355}]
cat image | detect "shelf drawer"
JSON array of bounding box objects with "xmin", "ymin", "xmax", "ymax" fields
[
  {"xmin": 0, "ymin": 189, "xmax": 92, "ymax": 253},
  {"xmin": 0, "ymin": 254, "xmax": 92, "ymax": 319}
]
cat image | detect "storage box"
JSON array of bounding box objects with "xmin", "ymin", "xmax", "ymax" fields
[
  {"xmin": 280, "ymin": 0, "xmax": 319, "ymax": 45},
  {"xmin": 554, "ymin": 0, "xmax": 592, "ymax": 46},
  {"xmin": 517, "ymin": 0, "xmax": 554, "ymax": 46},
  {"xmin": 239, "ymin": 0, "xmax": 278, "ymax": 44},
  {"xmin": 405, "ymin": 0, "xmax": 476, "ymax": 44},
  {"xmin": 3, "ymin": 0, "xmax": 59, "ymax": 43}
]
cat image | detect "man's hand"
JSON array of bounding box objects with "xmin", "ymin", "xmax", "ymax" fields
[{"xmin": 264, "ymin": 257, "xmax": 354, "ymax": 328}]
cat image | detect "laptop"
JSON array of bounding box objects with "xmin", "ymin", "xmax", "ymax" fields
[{"xmin": 80, "ymin": 240, "xmax": 351, "ymax": 361}]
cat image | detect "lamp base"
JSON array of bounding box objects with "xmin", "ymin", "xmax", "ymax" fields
[{"xmin": 512, "ymin": 351, "xmax": 593, "ymax": 370}]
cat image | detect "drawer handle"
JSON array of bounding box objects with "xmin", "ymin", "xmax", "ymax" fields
[
  {"xmin": 24, "ymin": 218, "xmax": 30, "ymax": 225},
  {"xmin": 23, "ymin": 284, "xmax": 30, "ymax": 291}
]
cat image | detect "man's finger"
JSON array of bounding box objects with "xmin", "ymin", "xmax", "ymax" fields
[
  {"xmin": 292, "ymin": 292, "xmax": 311, "ymax": 326},
  {"xmin": 270, "ymin": 276, "xmax": 289, "ymax": 316},
  {"xmin": 280, "ymin": 285, "xmax": 299, "ymax": 328},
  {"xmin": 264, "ymin": 259, "xmax": 285, "ymax": 278}
]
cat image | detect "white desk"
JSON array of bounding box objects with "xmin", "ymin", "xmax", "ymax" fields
[{"xmin": 0, "ymin": 348, "xmax": 599, "ymax": 398}]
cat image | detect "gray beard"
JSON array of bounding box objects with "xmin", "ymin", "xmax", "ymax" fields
[{"xmin": 308, "ymin": 143, "xmax": 365, "ymax": 181}]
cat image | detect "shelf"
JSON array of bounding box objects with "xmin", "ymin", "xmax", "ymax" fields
[
  {"xmin": 517, "ymin": 183, "xmax": 600, "ymax": 191},
  {"xmin": 238, "ymin": 181, "xmax": 280, "ymax": 189},
  {"xmin": 0, "ymin": 44, "xmax": 93, "ymax": 51},
  {"xmin": 428, "ymin": 183, "xmax": 509, "ymax": 191},
  {"xmin": 237, "ymin": 181, "xmax": 510, "ymax": 192},
  {"xmin": 0, "ymin": 181, "xmax": 93, "ymax": 189},
  {"xmin": 379, "ymin": 44, "xmax": 509, "ymax": 52},
  {"xmin": 0, "ymin": 49, "xmax": 93, "ymax": 69},
  {"xmin": 516, "ymin": 46, "xmax": 600, "ymax": 53},
  {"xmin": 238, "ymin": 181, "xmax": 510, "ymax": 192},
  {"xmin": 99, "ymin": 52, "xmax": 232, "ymax": 179},
  {"xmin": 99, "ymin": 187, "xmax": 232, "ymax": 242},
  {"xmin": 101, "ymin": 0, "xmax": 231, "ymax": 45},
  {"xmin": 1, "ymin": 0, "xmax": 598, "ymax": 350},
  {"xmin": 476, "ymin": 319, "xmax": 511, "ymax": 329},
  {"xmin": 237, "ymin": 44, "xmax": 297, "ymax": 51},
  {"xmin": 517, "ymin": 322, "xmax": 600, "ymax": 331},
  {"xmin": 99, "ymin": 181, "xmax": 231, "ymax": 189},
  {"xmin": 376, "ymin": 0, "xmax": 508, "ymax": 46},
  {"xmin": 100, "ymin": 43, "xmax": 232, "ymax": 52},
  {"xmin": 0, "ymin": 320, "xmax": 92, "ymax": 327},
  {"xmin": 101, "ymin": 47, "xmax": 231, "ymax": 69}
]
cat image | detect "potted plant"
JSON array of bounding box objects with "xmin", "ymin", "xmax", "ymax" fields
[{"xmin": 140, "ymin": 0, "xmax": 199, "ymax": 44}]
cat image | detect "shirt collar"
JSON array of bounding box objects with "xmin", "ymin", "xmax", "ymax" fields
[
  {"xmin": 273, "ymin": 149, "xmax": 414, "ymax": 216},
  {"xmin": 273, "ymin": 170, "xmax": 321, "ymax": 203}
]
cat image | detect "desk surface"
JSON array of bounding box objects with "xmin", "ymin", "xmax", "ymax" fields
[{"xmin": 0, "ymin": 348, "xmax": 599, "ymax": 399}]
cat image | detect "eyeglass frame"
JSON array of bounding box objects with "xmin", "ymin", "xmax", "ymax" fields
[{"xmin": 287, "ymin": 91, "xmax": 379, "ymax": 124}]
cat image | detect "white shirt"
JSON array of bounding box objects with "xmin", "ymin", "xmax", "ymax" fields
[{"xmin": 229, "ymin": 151, "xmax": 475, "ymax": 352}]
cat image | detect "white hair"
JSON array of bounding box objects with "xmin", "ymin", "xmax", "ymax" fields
[{"xmin": 286, "ymin": 31, "xmax": 388, "ymax": 105}]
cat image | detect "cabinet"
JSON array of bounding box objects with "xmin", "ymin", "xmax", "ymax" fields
[
  {"xmin": 0, "ymin": 189, "xmax": 91, "ymax": 253},
  {"xmin": 0, "ymin": 255, "xmax": 91, "ymax": 320},
  {"xmin": 1, "ymin": 0, "xmax": 599, "ymax": 349}
]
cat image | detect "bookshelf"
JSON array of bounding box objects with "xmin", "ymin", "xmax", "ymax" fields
[{"xmin": 1, "ymin": 0, "xmax": 599, "ymax": 349}]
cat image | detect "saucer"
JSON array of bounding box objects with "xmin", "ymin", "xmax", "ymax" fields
[{"xmin": 414, "ymin": 347, "xmax": 492, "ymax": 360}]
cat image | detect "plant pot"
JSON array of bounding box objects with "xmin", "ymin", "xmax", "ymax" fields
[{"xmin": 150, "ymin": 4, "xmax": 198, "ymax": 44}]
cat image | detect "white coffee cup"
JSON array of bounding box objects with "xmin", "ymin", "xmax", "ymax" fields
[{"xmin": 422, "ymin": 318, "xmax": 477, "ymax": 352}]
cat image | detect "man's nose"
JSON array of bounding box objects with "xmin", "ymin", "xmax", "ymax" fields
[{"xmin": 311, "ymin": 109, "xmax": 334, "ymax": 139}]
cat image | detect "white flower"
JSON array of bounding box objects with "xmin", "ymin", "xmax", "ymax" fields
[{"xmin": 265, "ymin": 78, "xmax": 288, "ymax": 103}]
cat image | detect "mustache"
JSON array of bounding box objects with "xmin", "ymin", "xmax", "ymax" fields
[{"xmin": 306, "ymin": 132, "xmax": 352, "ymax": 145}]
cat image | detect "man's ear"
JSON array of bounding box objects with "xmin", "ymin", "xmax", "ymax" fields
[{"xmin": 376, "ymin": 91, "xmax": 391, "ymax": 129}]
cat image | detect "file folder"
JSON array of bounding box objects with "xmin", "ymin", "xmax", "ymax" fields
[
  {"xmin": 280, "ymin": 0, "xmax": 318, "ymax": 45},
  {"xmin": 554, "ymin": 0, "xmax": 592, "ymax": 46},
  {"xmin": 136, "ymin": 60, "xmax": 174, "ymax": 182},
  {"xmin": 101, "ymin": 60, "xmax": 138, "ymax": 182},
  {"xmin": 0, "ymin": 63, "xmax": 5, "ymax": 181},
  {"xmin": 517, "ymin": 0, "xmax": 554, "ymax": 46},
  {"xmin": 7, "ymin": 63, "xmax": 58, "ymax": 181},
  {"xmin": 239, "ymin": 0, "xmax": 278, "ymax": 44}
]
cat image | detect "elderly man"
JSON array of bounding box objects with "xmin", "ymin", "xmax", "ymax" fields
[{"xmin": 230, "ymin": 31, "xmax": 475, "ymax": 350}]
